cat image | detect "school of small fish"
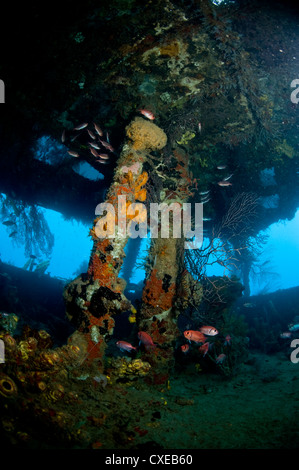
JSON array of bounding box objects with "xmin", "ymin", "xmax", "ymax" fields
[
  {"xmin": 181, "ymin": 325, "xmax": 229, "ymax": 365},
  {"xmin": 116, "ymin": 330, "xmax": 157, "ymax": 354},
  {"xmin": 116, "ymin": 322, "xmax": 229, "ymax": 369},
  {"xmin": 280, "ymin": 322, "xmax": 299, "ymax": 339},
  {"xmin": 62, "ymin": 121, "xmax": 115, "ymax": 165}
]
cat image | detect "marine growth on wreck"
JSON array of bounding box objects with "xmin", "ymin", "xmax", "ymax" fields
[{"xmin": 0, "ymin": 0, "xmax": 299, "ymax": 451}]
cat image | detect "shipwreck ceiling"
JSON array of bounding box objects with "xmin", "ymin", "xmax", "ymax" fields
[{"xmin": 0, "ymin": 0, "xmax": 298, "ymax": 232}]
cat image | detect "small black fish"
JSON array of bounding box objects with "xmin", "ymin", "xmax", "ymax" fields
[
  {"xmin": 9, "ymin": 231, "xmax": 17, "ymax": 237},
  {"xmin": 3, "ymin": 220, "xmax": 16, "ymax": 226}
]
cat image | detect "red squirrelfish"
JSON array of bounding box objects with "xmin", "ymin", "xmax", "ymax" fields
[
  {"xmin": 138, "ymin": 331, "xmax": 156, "ymax": 351},
  {"xmin": 116, "ymin": 341, "xmax": 137, "ymax": 352},
  {"xmin": 224, "ymin": 334, "xmax": 231, "ymax": 346},
  {"xmin": 139, "ymin": 109, "xmax": 155, "ymax": 120},
  {"xmin": 181, "ymin": 344, "xmax": 190, "ymax": 353},
  {"xmin": 184, "ymin": 330, "xmax": 206, "ymax": 344},
  {"xmin": 216, "ymin": 353, "xmax": 226, "ymax": 364},
  {"xmin": 280, "ymin": 332, "xmax": 292, "ymax": 339},
  {"xmin": 199, "ymin": 342, "xmax": 210, "ymax": 357},
  {"xmin": 199, "ymin": 325, "xmax": 218, "ymax": 336}
]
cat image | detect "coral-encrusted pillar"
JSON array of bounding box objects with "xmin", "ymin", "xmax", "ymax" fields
[
  {"xmin": 64, "ymin": 116, "xmax": 168, "ymax": 373},
  {"xmin": 138, "ymin": 147, "xmax": 196, "ymax": 383},
  {"xmin": 139, "ymin": 237, "xmax": 184, "ymax": 384}
]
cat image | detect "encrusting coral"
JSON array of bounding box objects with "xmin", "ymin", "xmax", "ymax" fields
[
  {"xmin": 107, "ymin": 357, "xmax": 151, "ymax": 382},
  {"xmin": 63, "ymin": 116, "xmax": 168, "ymax": 372},
  {"xmin": 125, "ymin": 116, "xmax": 167, "ymax": 151}
]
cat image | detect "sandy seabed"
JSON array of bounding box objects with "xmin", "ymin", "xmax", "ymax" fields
[{"xmin": 107, "ymin": 351, "xmax": 299, "ymax": 450}]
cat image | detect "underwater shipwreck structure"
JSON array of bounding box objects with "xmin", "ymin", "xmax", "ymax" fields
[
  {"xmin": 0, "ymin": 0, "xmax": 298, "ymax": 448},
  {"xmin": 64, "ymin": 116, "xmax": 195, "ymax": 380}
]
